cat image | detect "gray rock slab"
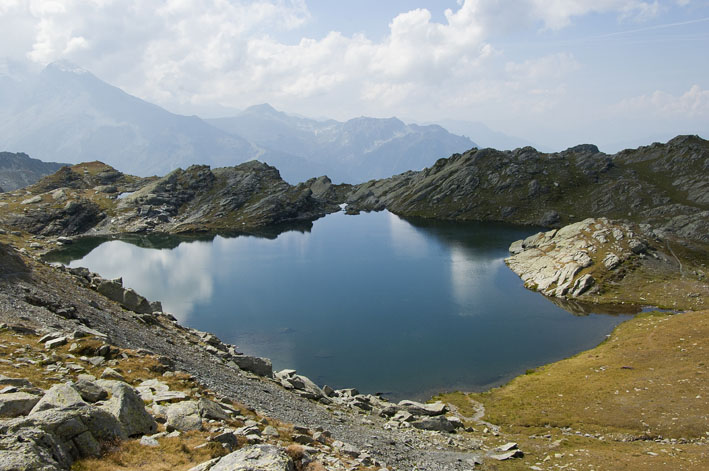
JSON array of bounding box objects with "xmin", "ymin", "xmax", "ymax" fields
[
  {"xmin": 0, "ymin": 392, "xmax": 42, "ymax": 418},
  {"xmin": 0, "ymin": 375, "xmax": 33, "ymax": 388},
  {"xmin": 73, "ymin": 378, "xmax": 108, "ymax": 403},
  {"xmin": 198, "ymin": 397, "xmax": 230, "ymax": 421},
  {"xmin": 30, "ymin": 383, "xmax": 86, "ymax": 415},
  {"xmin": 210, "ymin": 444, "xmax": 295, "ymax": 471},
  {"xmin": 398, "ymin": 400, "xmax": 448, "ymax": 416}
]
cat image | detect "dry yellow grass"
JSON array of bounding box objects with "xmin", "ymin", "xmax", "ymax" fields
[
  {"xmin": 471, "ymin": 310, "xmax": 709, "ymax": 439},
  {"xmin": 438, "ymin": 310, "xmax": 709, "ymax": 470},
  {"xmin": 72, "ymin": 432, "xmax": 227, "ymax": 471}
]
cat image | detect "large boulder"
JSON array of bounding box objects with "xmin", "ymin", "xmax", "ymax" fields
[
  {"xmin": 166, "ymin": 401, "xmax": 202, "ymax": 432},
  {"xmin": 0, "ymin": 392, "xmax": 42, "ymax": 418},
  {"xmin": 411, "ymin": 415, "xmax": 460, "ymax": 432},
  {"xmin": 198, "ymin": 398, "xmax": 230, "ymax": 421},
  {"xmin": 209, "ymin": 444, "xmax": 294, "ymax": 471},
  {"xmin": 101, "ymin": 382, "xmax": 157, "ymax": 437},
  {"xmin": 230, "ymin": 355, "xmax": 273, "ymax": 377},
  {"xmin": 0, "ymin": 405, "xmax": 124, "ymax": 471},
  {"xmin": 274, "ymin": 370, "xmax": 324, "ymax": 400},
  {"xmin": 398, "ymin": 400, "xmax": 448, "ymax": 416}
]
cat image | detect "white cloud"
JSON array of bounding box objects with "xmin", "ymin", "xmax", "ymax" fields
[
  {"xmin": 529, "ymin": 0, "xmax": 660, "ymax": 29},
  {"xmin": 0, "ymin": 0, "xmax": 688, "ymax": 125},
  {"xmin": 613, "ymin": 84, "xmax": 709, "ymax": 117},
  {"xmin": 506, "ymin": 53, "xmax": 580, "ymax": 80}
]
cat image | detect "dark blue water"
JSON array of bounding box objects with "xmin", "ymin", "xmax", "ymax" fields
[{"xmin": 53, "ymin": 211, "xmax": 635, "ymax": 400}]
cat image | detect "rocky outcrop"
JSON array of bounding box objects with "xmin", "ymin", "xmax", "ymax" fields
[
  {"xmin": 96, "ymin": 161, "xmax": 342, "ymax": 235},
  {"xmin": 95, "ymin": 278, "xmax": 160, "ymax": 314},
  {"xmin": 506, "ymin": 218, "xmax": 652, "ymax": 299},
  {"xmin": 6, "ymin": 198, "xmax": 106, "ymax": 237},
  {"xmin": 345, "ymin": 135, "xmax": 709, "ymax": 243},
  {"xmin": 0, "ymin": 160, "xmax": 345, "ymax": 238},
  {"xmin": 229, "ymin": 354, "xmax": 273, "ymax": 378},
  {"xmin": 0, "ymin": 401, "xmax": 125, "ymax": 471}
]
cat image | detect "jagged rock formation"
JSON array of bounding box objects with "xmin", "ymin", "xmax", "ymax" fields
[
  {"xmin": 0, "ymin": 152, "xmax": 66, "ymax": 192},
  {"xmin": 346, "ymin": 135, "xmax": 709, "ymax": 244}
]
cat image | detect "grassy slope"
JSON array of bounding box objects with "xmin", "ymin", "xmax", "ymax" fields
[{"xmin": 437, "ymin": 310, "xmax": 709, "ymax": 469}]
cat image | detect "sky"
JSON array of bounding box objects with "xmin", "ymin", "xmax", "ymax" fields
[{"xmin": 0, "ymin": 0, "xmax": 708, "ymax": 151}]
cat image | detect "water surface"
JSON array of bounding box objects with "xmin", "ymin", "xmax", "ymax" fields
[{"xmin": 51, "ymin": 211, "xmax": 635, "ymax": 400}]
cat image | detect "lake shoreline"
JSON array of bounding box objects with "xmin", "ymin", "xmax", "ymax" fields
[{"xmin": 39, "ymin": 212, "xmax": 646, "ymax": 402}]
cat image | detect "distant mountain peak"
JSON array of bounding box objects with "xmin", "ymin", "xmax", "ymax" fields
[
  {"xmin": 244, "ymin": 103, "xmax": 281, "ymax": 115},
  {"xmin": 45, "ymin": 60, "xmax": 89, "ymax": 75}
]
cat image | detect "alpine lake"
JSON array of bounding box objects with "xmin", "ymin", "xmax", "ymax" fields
[{"xmin": 46, "ymin": 210, "xmax": 641, "ymax": 401}]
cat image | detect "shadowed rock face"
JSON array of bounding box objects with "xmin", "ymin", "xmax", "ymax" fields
[{"xmin": 345, "ymin": 135, "xmax": 709, "ymax": 244}]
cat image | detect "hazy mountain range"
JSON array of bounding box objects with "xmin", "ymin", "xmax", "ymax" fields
[
  {"xmin": 0, "ymin": 60, "xmax": 526, "ymax": 184},
  {"xmin": 207, "ymin": 104, "xmax": 475, "ymax": 182}
]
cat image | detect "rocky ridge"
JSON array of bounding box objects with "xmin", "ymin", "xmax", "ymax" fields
[
  {"xmin": 345, "ymin": 135, "xmax": 709, "ymax": 244},
  {"xmin": 0, "ymin": 161, "xmax": 347, "ymax": 239}
]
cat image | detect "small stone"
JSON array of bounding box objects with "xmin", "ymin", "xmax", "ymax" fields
[
  {"xmin": 45, "ymin": 337, "xmax": 68, "ymax": 349},
  {"xmin": 496, "ymin": 442, "xmax": 518, "ymax": 452},
  {"xmin": 38, "ymin": 333, "xmax": 61, "ymax": 344},
  {"xmin": 100, "ymin": 367, "xmax": 125, "ymax": 381},
  {"xmin": 74, "ymin": 378, "xmax": 108, "ymax": 403},
  {"xmin": 263, "ymin": 425, "xmax": 279, "ymax": 437},
  {"xmin": 211, "ymin": 431, "xmax": 239, "ymax": 450},
  {"xmin": 293, "ymin": 434, "xmax": 315, "ymax": 445},
  {"xmin": 489, "ymin": 449, "xmax": 524, "ymax": 460},
  {"xmin": 140, "ymin": 435, "xmax": 160, "ymax": 447}
]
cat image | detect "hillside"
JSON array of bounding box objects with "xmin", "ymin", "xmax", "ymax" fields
[
  {"xmin": 0, "ymin": 152, "xmax": 66, "ymax": 192},
  {"xmin": 346, "ymin": 135, "xmax": 709, "ymax": 244}
]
